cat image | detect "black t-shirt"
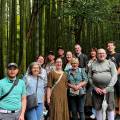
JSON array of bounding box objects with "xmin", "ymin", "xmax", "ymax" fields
[
  {"xmin": 107, "ymin": 52, "xmax": 120, "ymax": 69},
  {"xmin": 75, "ymin": 53, "xmax": 88, "ymax": 68}
]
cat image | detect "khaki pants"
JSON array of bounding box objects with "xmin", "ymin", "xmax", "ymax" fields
[{"xmin": 0, "ymin": 112, "xmax": 20, "ymax": 120}]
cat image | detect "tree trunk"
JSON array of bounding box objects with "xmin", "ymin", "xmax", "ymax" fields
[{"xmin": 74, "ymin": 16, "xmax": 84, "ymax": 44}]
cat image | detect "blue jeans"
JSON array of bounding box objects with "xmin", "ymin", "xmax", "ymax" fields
[
  {"xmin": 69, "ymin": 95, "xmax": 85, "ymax": 120},
  {"xmin": 26, "ymin": 103, "xmax": 43, "ymax": 120}
]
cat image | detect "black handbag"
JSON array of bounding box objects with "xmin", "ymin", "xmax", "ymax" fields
[{"xmin": 26, "ymin": 76, "xmax": 39, "ymax": 110}]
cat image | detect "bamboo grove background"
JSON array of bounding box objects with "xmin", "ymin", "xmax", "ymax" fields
[{"xmin": 0, "ymin": 0, "xmax": 120, "ymax": 78}]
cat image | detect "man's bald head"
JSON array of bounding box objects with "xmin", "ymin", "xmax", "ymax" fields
[{"xmin": 97, "ymin": 48, "xmax": 107, "ymax": 61}]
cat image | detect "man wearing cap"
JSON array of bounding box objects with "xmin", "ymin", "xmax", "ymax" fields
[
  {"xmin": 0, "ymin": 63, "xmax": 26, "ymax": 120},
  {"xmin": 44, "ymin": 51, "xmax": 55, "ymax": 74}
]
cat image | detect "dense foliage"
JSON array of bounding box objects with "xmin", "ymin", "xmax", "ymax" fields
[{"xmin": 0, "ymin": 0, "xmax": 120, "ymax": 78}]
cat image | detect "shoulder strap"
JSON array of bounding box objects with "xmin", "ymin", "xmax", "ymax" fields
[
  {"xmin": 51, "ymin": 72, "xmax": 63, "ymax": 92},
  {"xmin": 0, "ymin": 79, "xmax": 19, "ymax": 101},
  {"xmin": 36, "ymin": 76, "xmax": 39, "ymax": 93}
]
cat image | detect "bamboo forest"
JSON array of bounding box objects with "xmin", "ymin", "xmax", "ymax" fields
[{"xmin": 0, "ymin": 0, "xmax": 120, "ymax": 78}]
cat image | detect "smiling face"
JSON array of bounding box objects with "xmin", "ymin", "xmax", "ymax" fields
[
  {"xmin": 75, "ymin": 44, "xmax": 82, "ymax": 54},
  {"xmin": 66, "ymin": 51, "xmax": 73, "ymax": 62},
  {"xmin": 55, "ymin": 58, "xmax": 63, "ymax": 70},
  {"xmin": 48, "ymin": 54, "xmax": 55, "ymax": 61},
  {"xmin": 71, "ymin": 58, "xmax": 79, "ymax": 70},
  {"xmin": 90, "ymin": 50, "xmax": 97, "ymax": 58},
  {"xmin": 71, "ymin": 63, "xmax": 79, "ymax": 70},
  {"xmin": 58, "ymin": 49, "xmax": 64, "ymax": 56},
  {"xmin": 97, "ymin": 49, "xmax": 107, "ymax": 61},
  {"xmin": 7, "ymin": 67, "xmax": 19, "ymax": 79},
  {"xmin": 107, "ymin": 43, "xmax": 116, "ymax": 53},
  {"xmin": 36, "ymin": 56, "xmax": 44, "ymax": 65},
  {"xmin": 31, "ymin": 64, "xmax": 40, "ymax": 76}
]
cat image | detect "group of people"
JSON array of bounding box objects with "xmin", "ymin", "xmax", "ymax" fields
[{"xmin": 0, "ymin": 41, "xmax": 120, "ymax": 120}]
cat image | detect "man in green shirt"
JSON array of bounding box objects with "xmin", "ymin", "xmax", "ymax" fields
[{"xmin": 0, "ymin": 63, "xmax": 26, "ymax": 120}]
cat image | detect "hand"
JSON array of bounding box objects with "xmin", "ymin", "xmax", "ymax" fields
[
  {"xmin": 76, "ymin": 84, "xmax": 82, "ymax": 90},
  {"xmin": 102, "ymin": 89, "xmax": 107, "ymax": 94},
  {"xmin": 95, "ymin": 87, "xmax": 103, "ymax": 95},
  {"xmin": 74, "ymin": 85, "xmax": 79, "ymax": 91},
  {"xmin": 47, "ymin": 98, "xmax": 50, "ymax": 105},
  {"xmin": 71, "ymin": 84, "xmax": 76, "ymax": 90},
  {"xmin": 18, "ymin": 113, "xmax": 24, "ymax": 120},
  {"xmin": 73, "ymin": 85, "xmax": 79, "ymax": 91}
]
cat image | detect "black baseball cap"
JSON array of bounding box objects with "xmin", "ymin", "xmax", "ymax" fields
[
  {"xmin": 7, "ymin": 63, "xmax": 18, "ymax": 69},
  {"xmin": 48, "ymin": 51, "xmax": 54, "ymax": 55},
  {"xmin": 57, "ymin": 46, "xmax": 64, "ymax": 50}
]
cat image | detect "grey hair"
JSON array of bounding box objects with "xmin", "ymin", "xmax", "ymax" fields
[{"xmin": 27, "ymin": 62, "xmax": 41, "ymax": 75}]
